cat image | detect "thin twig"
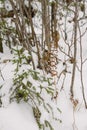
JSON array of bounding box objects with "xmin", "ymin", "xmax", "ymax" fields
[{"xmin": 72, "ymin": 108, "xmax": 78, "ymax": 130}]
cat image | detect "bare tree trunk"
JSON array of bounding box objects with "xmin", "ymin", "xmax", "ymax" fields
[
  {"xmin": 42, "ymin": 0, "xmax": 50, "ymax": 50},
  {"xmin": 78, "ymin": 22, "xmax": 87, "ymax": 108},
  {"xmin": 70, "ymin": 2, "xmax": 78, "ymax": 98}
]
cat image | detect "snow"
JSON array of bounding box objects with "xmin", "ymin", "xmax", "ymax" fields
[
  {"xmin": 1, "ymin": 1, "xmax": 87, "ymax": 130},
  {"xmin": 0, "ymin": 102, "xmax": 38, "ymax": 130},
  {"xmin": 0, "ymin": 50, "xmax": 87, "ymax": 130},
  {"xmin": 0, "ymin": 50, "xmax": 38, "ymax": 130}
]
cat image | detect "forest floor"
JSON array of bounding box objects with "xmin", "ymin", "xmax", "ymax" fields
[{"xmin": 0, "ymin": 44, "xmax": 87, "ymax": 130}]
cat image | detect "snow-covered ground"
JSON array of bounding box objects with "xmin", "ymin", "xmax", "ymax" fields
[
  {"xmin": 0, "ymin": 102, "xmax": 38, "ymax": 130},
  {"xmin": 0, "ymin": 44, "xmax": 87, "ymax": 130},
  {"xmin": 0, "ymin": 46, "xmax": 38, "ymax": 130}
]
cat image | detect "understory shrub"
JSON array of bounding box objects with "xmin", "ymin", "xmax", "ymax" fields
[{"xmin": 10, "ymin": 46, "xmax": 61, "ymax": 130}]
